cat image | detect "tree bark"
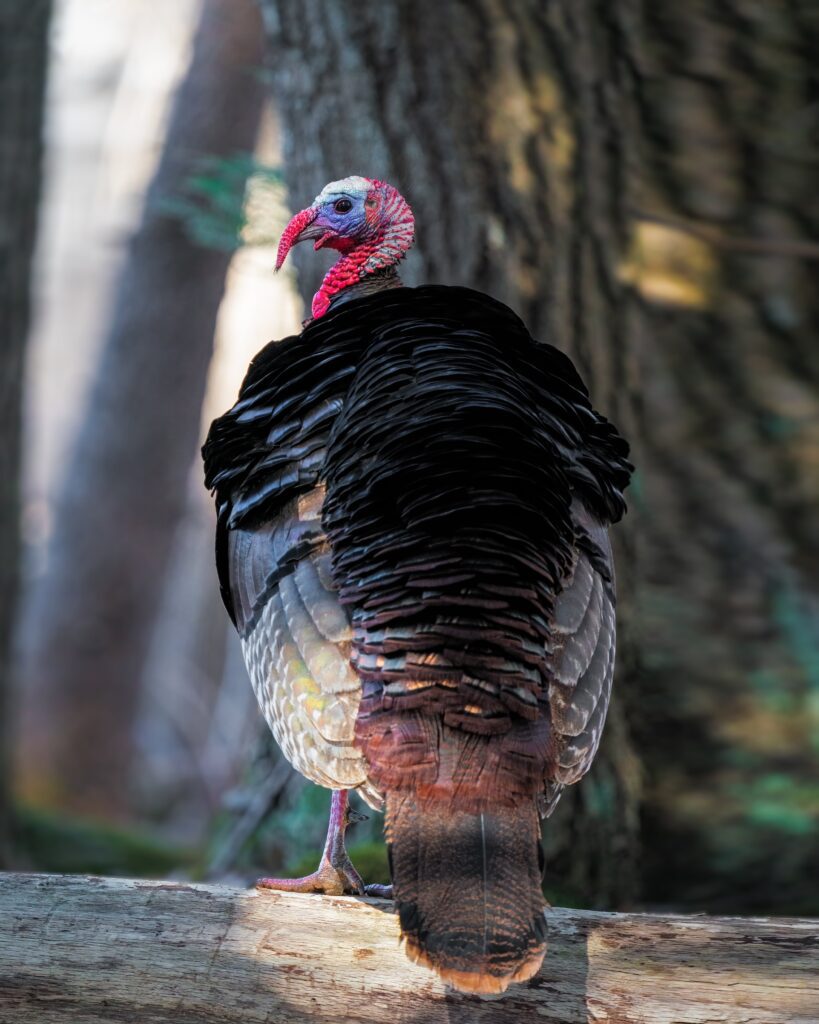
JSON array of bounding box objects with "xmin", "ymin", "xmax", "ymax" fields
[
  {"xmin": 2, "ymin": 873, "xmax": 817, "ymax": 1024},
  {"xmin": 260, "ymin": 0, "xmax": 819, "ymax": 913},
  {"xmin": 260, "ymin": 0, "xmax": 641, "ymax": 908},
  {"xmin": 0, "ymin": 0, "xmax": 52, "ymax": 863},
  {"xmin": 18, "ymin": 0, "xmax": 265, "ymax": 818},
  {"xmin": 625, "ymin": 1, "xmax": 819, "ymax": 914}
]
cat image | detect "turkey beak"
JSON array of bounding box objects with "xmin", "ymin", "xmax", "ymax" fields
[{"xmin": 275, "ymin": 205, "xmax": 321, "ymax": 271}]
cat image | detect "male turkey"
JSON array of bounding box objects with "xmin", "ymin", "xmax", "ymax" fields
[{"xmin": 203, "ymin": 176, "xmax": 631, "ymax": 995}]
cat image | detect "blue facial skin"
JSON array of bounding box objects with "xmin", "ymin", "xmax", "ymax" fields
[{"xmin": 313, "ymin": 193, "xmax": 373, "ymax": 244}]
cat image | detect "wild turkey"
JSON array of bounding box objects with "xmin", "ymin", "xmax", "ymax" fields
[{"xmin": 203, "ymin": 176, "xmax": 631, "ymax": 995}]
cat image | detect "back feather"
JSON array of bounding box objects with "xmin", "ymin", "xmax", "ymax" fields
[{"xmin": 203, "ymin": 286, "xmax": 631, "ymax": 993}]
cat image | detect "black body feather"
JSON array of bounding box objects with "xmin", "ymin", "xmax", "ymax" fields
[{"xmin": 203, "ymin": 285, "xmax": 631, "ymax": 992}]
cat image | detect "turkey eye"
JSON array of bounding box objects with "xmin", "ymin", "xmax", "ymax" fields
[{"xmin": 334, "ymin": 198, "xmax": 353, "ymax": 214}]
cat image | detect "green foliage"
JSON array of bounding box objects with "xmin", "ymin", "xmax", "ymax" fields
[
  {"xmin": 541, "ymin": 878, "xmax": 590, "ymax": 910},
  {"xmin": 346, "ymin": 839, "xmax": 390, "ymax": 884},
  {"xmin": 272, "ymin": 786, "xmax": 386, "ymax": 879},
  {"xmin": 275, "ymin": 781, "xmax": 333, "ymax": 856},
  {"xmin": 15, "ymin": 804, "xmax": 193, "ymax": 878},
  {"xmin": 158, "ymin": 152, "xmax": 284, "ymax": 252},
  {"xmin": 286, "ymin": 840, "xmax": 390, "ymax": 888},
  {"xmin": 625, "ymin": 468, "xmax": 645, "ymax": 509},
  {"xmin": 772, "ymin": 579, "xmax": 819, "ymax": 736},
  {"xmin": 742, "ymin": 781, "xmax": 818, "ymax": 837}
]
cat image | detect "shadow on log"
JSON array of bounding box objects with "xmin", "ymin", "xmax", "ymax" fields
[{"xmin": 0, "ymin": 873, "xmax": 816, "ymax": 1022}]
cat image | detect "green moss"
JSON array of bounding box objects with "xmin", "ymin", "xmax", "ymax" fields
[
  {"xmin": 14, "ymin": 805, "xmax": 193, "ymax": 878},
  {"xmin": 347, "ymin": 840, "xmax": 390, "ymax": 884},
  {"xmin": 746, "ymin": 802, "xmax": 815, "ymax": 837},
  {"xmin": 285, "ymin": 839, "xmax": 389, "ymax": 888}
]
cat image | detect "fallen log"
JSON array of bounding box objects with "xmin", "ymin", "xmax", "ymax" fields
[{"xmin": 0, "ymin": 872, "xmax": 816, "ymax": 1023}]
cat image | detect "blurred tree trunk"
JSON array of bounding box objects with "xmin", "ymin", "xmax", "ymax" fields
[
  {"xmin": 0, "ymin": 0, "xmax": 52, "ymax": 864},
  {"xmin": 18, "ymin": 0, "xmax": 265, "ymax": 819},
  {"xmin": 625, "ymin": 3, "xmax": 819, "ymax": 914},
  {"xmin": 261, "ymin": 0, "xmax": 642, "ymax": 908},
  {"xmin": 262, "ymin": 0, "xmax": 819, "ymax": 912}
]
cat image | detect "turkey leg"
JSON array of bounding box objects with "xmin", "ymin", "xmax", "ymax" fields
[{"xmin": 257, "ymin": 789, "xmax": 385, "ymax": 897}]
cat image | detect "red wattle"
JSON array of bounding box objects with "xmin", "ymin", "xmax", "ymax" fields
[
  {"xmin": 311, "ymin": 240, "xmax": 379, "ymax": 319},
  {"xmin": 285, "ymin": 179, "xmax": 415, "ymax": 321},
  {"xmin": 276, "ymin": 207, "xmax": 317, "ymax": 270}
]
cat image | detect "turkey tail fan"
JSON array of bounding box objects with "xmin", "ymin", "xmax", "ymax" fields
[{"xmin": 385, "ymin": 792, "xmax": 547, "ymax": 995}]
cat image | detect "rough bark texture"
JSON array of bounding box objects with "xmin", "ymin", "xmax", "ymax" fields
[
  {"xmin": 261, "ymin": 0, "xmax": 641, "ymax": 908},
  {"xmin": 18, "ymin": 0, "xmax": 265, "ymax": 818},
  {"xmin": 0, "ymin": 0, "xmax": 52, "ymax": 863},
  {"xmin": 1, "ymin": 873, "xmax": 817, "ymax": 1024},
  {"xmin": 260, "ymin": 1, "xmax": 819, "ymax": 912}
]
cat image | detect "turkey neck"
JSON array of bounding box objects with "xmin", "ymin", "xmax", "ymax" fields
[
  {"xmin": 327, "ymin": 266, "xmax": 403, "ymax": 312},
  {"xmin": 312, "ymin": 198, "xmax": 413, "ymax": 320}
]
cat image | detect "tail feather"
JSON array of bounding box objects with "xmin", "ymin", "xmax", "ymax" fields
[{"xmin": 386, "ymin": 792, "xmax": 547, "ymax": 994}]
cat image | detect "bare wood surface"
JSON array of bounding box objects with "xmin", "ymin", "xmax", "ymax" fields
[{"xmin": 0, "ymin": 873, "xmax": 816, "ymax": 1023}]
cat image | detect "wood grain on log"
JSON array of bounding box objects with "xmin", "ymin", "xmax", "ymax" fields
[{"xmin": 0, "ymin": 873, "xmax": 816, "ymax": 1023}]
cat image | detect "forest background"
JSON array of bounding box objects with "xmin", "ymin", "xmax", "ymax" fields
[{"xmin": 2, "ymin": 0, "xmax": 817, "ymax": 916}]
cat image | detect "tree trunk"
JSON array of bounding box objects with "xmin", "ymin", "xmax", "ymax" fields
[
  {"xmin": 624, "ymin": 1, "xmax": 819, "ymax": 914},
  {"xmin": 0, "ymin": 0, "xmax": 52, "ymax": 863},
  {"xmin": 261, "ymin": 0, "xmax": 819, "ymax": 913},
  {"xmin": 18, "ymin": 0, "xmax": 265, "ymax": 819},
  {"xmin": 260, "ymin": 0, "xmax": 641, "ymax": 908}
]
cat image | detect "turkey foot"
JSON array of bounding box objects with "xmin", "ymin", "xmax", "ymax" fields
[
  {"xmin": 363, "ymin": 883, "xmax": 393, "ymax": 898},
  {"xmin": 256, "ymin": 789, "xmax": 367, "ymax": 896}
]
